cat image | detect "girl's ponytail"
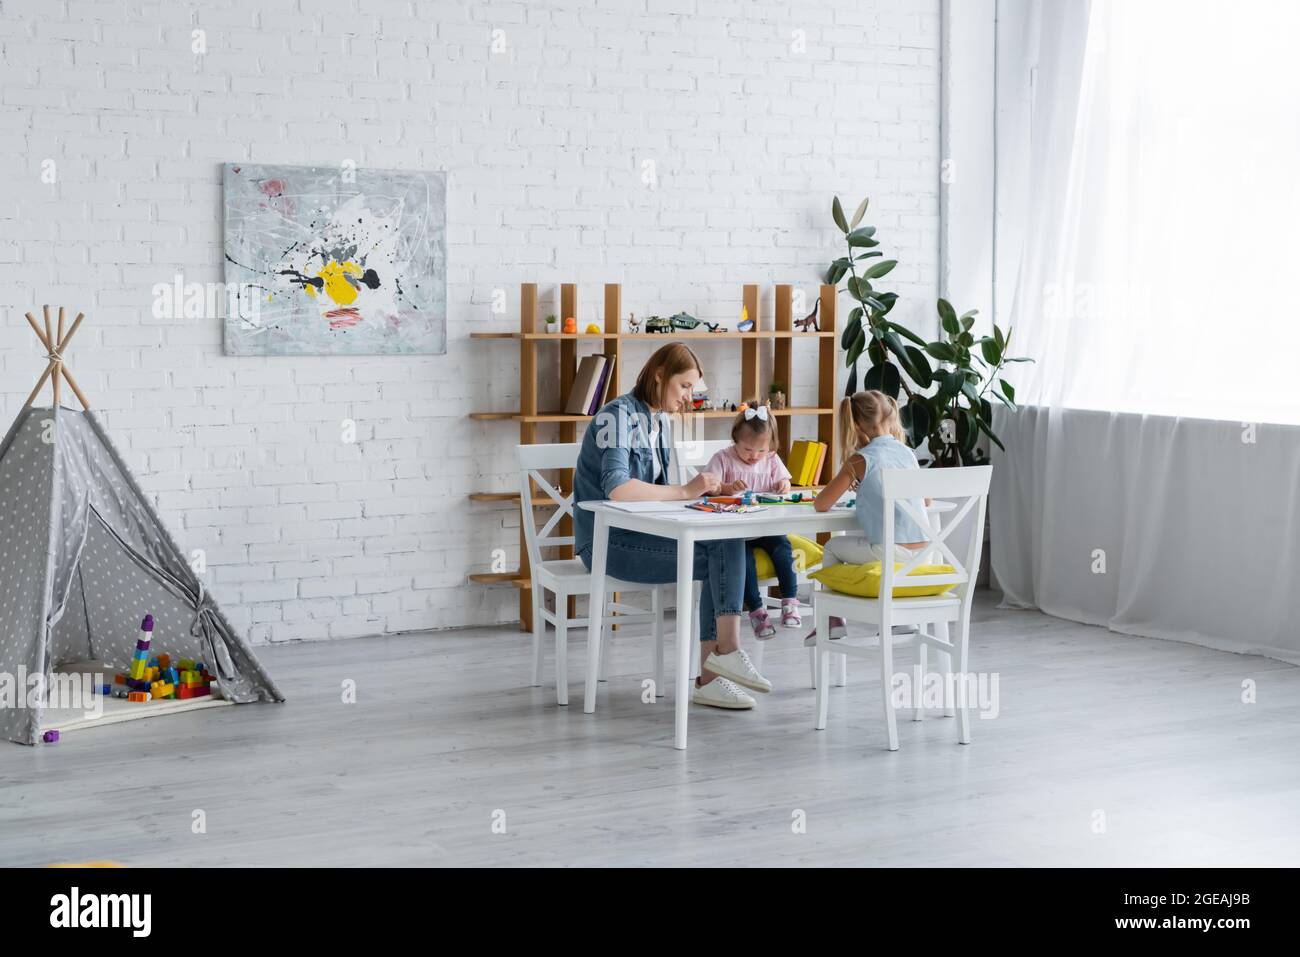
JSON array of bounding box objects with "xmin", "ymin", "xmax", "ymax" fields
[{"xmin": 839, "ymin": 394, "xmax": 860, "ymax": 466}]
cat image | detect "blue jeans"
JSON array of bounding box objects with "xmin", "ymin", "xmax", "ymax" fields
[
  {"xmin": 578, "ymin": 529, "xmax": 744, "ymax": 643},
  {"xmin": 744, "ymin": 535, "xmax": 799, "ymax": 611}
]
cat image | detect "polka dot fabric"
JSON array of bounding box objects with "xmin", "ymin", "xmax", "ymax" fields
[{"xmin": 0, "ymin": 408, "xmax": 284, "ymax": 745}]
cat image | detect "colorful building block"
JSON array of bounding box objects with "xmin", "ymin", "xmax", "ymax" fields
[
  {"xmin": 114, "ymin": 673, "xmax": 126, "ymax": 684},
  {"xmin": 129, "ymin": 659, "xmax": 146, "ymax": 680},
  {"xmin": 158, "ymin": 654, "xmax": 170, "ymax": 669},
  {"xmin": 127, "ymin": 692, "xmax": 151, "ymax": 702}
]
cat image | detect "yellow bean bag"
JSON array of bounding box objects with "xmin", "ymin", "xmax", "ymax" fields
[
  {"xmin": 752, "ymin": 534, "xmax": 823, "ymax": 579},
  {"xmin": 809, "ymin": 560, "xmax": 957, "ymax": 598}
]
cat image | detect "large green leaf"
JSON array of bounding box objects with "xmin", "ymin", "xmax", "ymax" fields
[
  {"xmin": 959, "ymin": 409, "xmax": 979, "ymax": 453},
  {"xmin": 926, "ymin": 341, "xmax": 959, "ymax": 362},
  {"xmin": 862, "ymin": 259, "xmax": 897, "ymax": 280},
  {"xmin": 980, "ymin": 337, "xmax": 1002, "ymax": 365},
  {"xmin": 844, "ymin": 361, "xmax": 858, "ymax": 397},
  {"xmin": 826, "ymin": 257, "xmax": 851, "ymax": 285},
  {"xmin": 840, "ymin": 315, "xmax": 860, "ymax": 349},
  {"xmin": 1000, "ymin": 379, "xmax": 1015, "ymax": 404},
  {"xmin": 846, "ymin": 333, "xmax": 866, "ymax": 369},
  {"xmin": 850, "ymin": 196, "xmax": 869, "ymax": 229},
  {"xmin": 937, "ymin": 298, "xmax": 957, "ymax": 330},
  {"xmin": 864, "ymin": 361, "xmax": 902, "ymax": 398},
  {"xmin": 900, "ymin": 400, "xmax": 931, "ymax": 448},
  {"xmin": 854, "ymin": 250, "xmax": 883, "ymax": 261},
  {"xmin": 904, "ymin": 346, "xmax": 932, "ymax": 386},
  {"xmin": 975, "ymin": 415, "xmax": 1006, "ymax": 451},
  {"xmin": 885, "ymin": 321, "xmax": 926, "ymax": 346},
  {"xmin": 947, "ymin": 372, "xmax": 967, "ymax": 399},
  {"xmin": 846, "ymin": 226, "xmax": 877, "ymax": 247},
  {"xmin": 832, "ymin": 196, "xmax": 848, "ymax": 233},
  {"xmin": 941, "ymin": 311, "xmax": 959, "ymax": 336}
]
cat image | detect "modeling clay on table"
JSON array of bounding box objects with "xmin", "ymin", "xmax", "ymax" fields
[{"xmin": 688, "ymin": 499, "xmax": 768, "ymax": 514}]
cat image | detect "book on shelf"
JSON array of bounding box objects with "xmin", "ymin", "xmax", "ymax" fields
[
  {"xmin": 809, "ymin": 440, "xmax": 828, "ymax": 486},
  {"xmin": 565, "ymin": 354, "xmax": 609, "ymax": 415},
  {"xmin": 591, "ymin": 353, "xmax": 616, "ymax": 412},
  {"xmin": 786, "ymin": 439, "xmax": 828, "ymax": 486}
]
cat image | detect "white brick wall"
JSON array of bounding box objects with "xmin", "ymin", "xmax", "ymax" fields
[{"xmin": 0, "ymin": 0, "xmax": 940, "ymax": 642}]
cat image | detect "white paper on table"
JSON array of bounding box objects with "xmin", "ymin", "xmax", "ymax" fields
[{"xmin": 602, "ymin": 500, "xmax": 693, "ymax": 513}]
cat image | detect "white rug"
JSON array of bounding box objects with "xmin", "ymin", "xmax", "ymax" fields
[{"xmin": 38, "ymin": 660, "xmax": 231, "ymax": 735}]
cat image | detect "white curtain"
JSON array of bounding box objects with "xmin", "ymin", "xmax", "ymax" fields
[
  {"xmin": 992, "ymin": 0, "xmax": 1300, "ymax": 662},
  {"xmin": 1009, "ymin": 0, "xmax": 1300, "ymax": 424}
]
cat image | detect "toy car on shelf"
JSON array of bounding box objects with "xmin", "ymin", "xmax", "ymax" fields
[{"xmin": 645, "ymin": 313, "xmax": 703, "ymax": 333}]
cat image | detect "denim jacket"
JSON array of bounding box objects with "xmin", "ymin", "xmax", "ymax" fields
[{"xmin": 573, "ymin": 392, "xmax": 673, "ymax": 561}]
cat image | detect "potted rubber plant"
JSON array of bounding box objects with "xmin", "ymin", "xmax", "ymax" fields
[{"xmin": 826, "ymin": 194, "xmax": 1032, "ymax": 466}]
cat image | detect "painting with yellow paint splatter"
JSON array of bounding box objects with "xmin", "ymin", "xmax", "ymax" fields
[{"xmin": 222, "ymin": 163, "xmax": 447, "ymax": 355}]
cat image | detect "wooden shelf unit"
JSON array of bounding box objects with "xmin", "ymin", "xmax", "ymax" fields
[{"xmin": 469, "ymin": 282, "xmax": 839, "ymax": 630}]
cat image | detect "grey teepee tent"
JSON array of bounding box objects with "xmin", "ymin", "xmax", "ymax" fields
[{"xmin": 0, "ymin": 307, "xmax": 282, "ymax": 745}]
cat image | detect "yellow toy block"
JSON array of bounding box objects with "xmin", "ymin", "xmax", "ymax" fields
[
  {"xmin": 129, "ymin": 659, "xmax": 146, "ymax": 680},
  {"xmin": 150, "ymin": 681, "xmax": 174, "ymax": 699}
]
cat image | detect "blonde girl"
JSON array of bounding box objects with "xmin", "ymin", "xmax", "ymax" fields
[{"xmin": 808, "ymin": 390, "xmax": 929, "ymax": 640}]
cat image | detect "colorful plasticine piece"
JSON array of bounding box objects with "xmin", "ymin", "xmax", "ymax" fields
[{"xmin": 43, "ymin": 730, "xmax": 59, "ymax": 743}]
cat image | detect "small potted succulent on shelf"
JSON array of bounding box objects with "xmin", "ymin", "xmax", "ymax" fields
[{"xmin": 544, "ymin": 314, "xmax": 559, "ymax": 334}]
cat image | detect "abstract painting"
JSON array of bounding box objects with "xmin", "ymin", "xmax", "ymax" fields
[{"xmin": 222, "ymin": 163, "xmax": 447, "ymax": 355}]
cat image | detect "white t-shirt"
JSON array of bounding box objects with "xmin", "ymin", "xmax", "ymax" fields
[{"xmin": 648, "ymin": 419, "xmax": 662, "ymax": 480}]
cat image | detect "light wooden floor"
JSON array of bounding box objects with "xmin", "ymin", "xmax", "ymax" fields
[{"xmin": 3, "ymin": 592, "xmax": 1298, "ymax": 867}]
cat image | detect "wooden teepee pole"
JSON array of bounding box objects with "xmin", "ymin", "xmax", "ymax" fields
[{"xmin": 22, "ymin": 306, "xmax": 91, "ymax": 411}]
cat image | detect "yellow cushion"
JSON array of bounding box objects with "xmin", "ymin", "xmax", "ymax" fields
[
  {"xmin": 752, "ymin": 534, "xmax": 823, "ymax": 580},
  {"xmin": 809, "ymin": 561, "xmax": 957, "ymax": 598}
]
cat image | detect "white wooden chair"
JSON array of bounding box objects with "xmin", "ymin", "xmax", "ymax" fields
[
  {"xmin": 670, "ymin": 436, "xmax": 822, "ymax": 677},
  {"xmin": 812, "ymin": 465, "xmax": 992, "ymax": 750},
  {"xmin": 518, "ymin": 443, "xmax": 667, "ymax": 705}
]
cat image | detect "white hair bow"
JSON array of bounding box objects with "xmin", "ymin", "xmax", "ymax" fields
[{"xmin": 743, "ymin": 405, "xmax": 769, "ymax": 422}]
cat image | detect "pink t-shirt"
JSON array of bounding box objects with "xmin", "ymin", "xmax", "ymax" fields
[{"xmin": 705, "ymin": 446, "xmax": 792, "ymax": 493}]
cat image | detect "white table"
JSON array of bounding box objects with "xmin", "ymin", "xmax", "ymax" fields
[
  {"xmin": 579, "ymin": 500, "xmax": 863, "ymax": 750},
  {"xmin": 580, "ymin": 499, "xmax": 958, "ymax": 749}
]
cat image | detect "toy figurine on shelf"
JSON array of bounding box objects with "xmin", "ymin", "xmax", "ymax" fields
[
  {"xmin": 690, "ymin": 391, "xmax": 711, "ymax": 412},
  {"xmin": 544, "ymin": 314, "xmax": 559, "ymax": 334},
  {"xmin": 563, "ymin": 316, "xmax": 577, "ymax": 334},
  {"xmin": 737, "ymin": 305, "xmax": 755, "ymax": 333},
  {"xmin": 769, "ymin": 382, "xmax": 787, "ymax": 410},
  {"xmin": 704, "ymin": 321, "xmax": 724, "ymax": 333},
  {"xmin": 795, "ymin": 298, "xmax": 820, "ymax": 332},
  {"xmin": 645, "ymin": 316, "xmax": 672, "ymax": 333},
  {"xmin": 627, "ymin": 313, "xmax": 641, "ymax": 334}
]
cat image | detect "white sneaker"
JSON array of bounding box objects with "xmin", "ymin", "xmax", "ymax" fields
[
  {"xmin": 692, "ymin": 676, "xmax": 756, "ymax": 710},
  {"xmin": 703, "ymin": 648, "xmax": 772, "ymax": 694}
]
